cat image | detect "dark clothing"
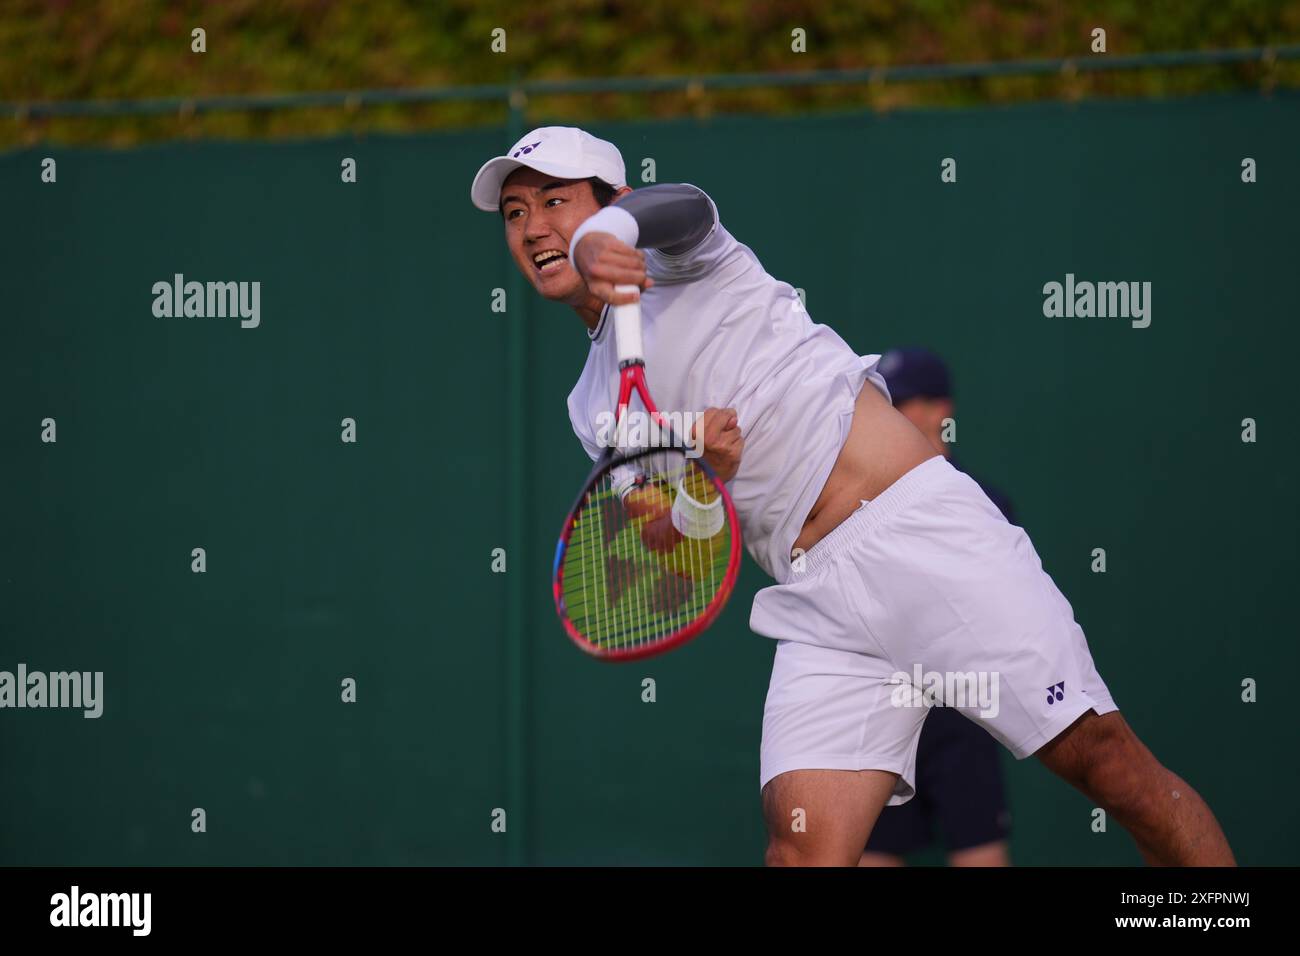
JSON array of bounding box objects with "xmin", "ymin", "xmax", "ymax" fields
[
  {"xmin": 949, "ymin": 455, "xmax": 1015, "ymax": 525},
  {"xmin": 864, "ymin": 705, "xmax": 1011, "ymax": 855}
]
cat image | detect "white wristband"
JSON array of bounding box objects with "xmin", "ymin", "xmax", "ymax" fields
[
  {"xmin": 671, "ymin": 477, "xmax": 725, "ymax": 540},
  {"xmin": 569, "ymin": 206, "xmax": 640, "ymax": 262}
]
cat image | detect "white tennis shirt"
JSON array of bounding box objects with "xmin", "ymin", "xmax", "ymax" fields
[{"xmin": 566, "ymin": 187, "xmax": 890, "ymax": 584}]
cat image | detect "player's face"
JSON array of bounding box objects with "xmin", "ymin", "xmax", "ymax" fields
[{"xmin": 500, "ymin": 168, "xmax": 602, "ymax": 304}]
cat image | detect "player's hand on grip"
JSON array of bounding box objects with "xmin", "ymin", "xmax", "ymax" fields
[
  {"xmin": 693, "ymin": 407, "xmax": 744, "ymax": 484},
  {"xmin": 624, "ymin": 485, "xmax": 682, "ymax": 554},
  {"xmin": 573, "ymin": 232, "xmax": 654, "ymax": 304},
  {"xmin": 640, "ymin": 511, "xmax": 682, "ymax": 554}
]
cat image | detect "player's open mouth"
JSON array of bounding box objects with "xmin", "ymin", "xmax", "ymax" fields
[{"xmin": 532, "ymin": 250, "xmax": 568, "ymax": 274}]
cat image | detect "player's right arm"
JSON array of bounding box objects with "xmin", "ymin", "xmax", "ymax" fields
[
  {"xmin": 610, "ymin": 183, "xmax": 715, "ymax": 254},
  {"xmin": 569, "ymin": 183, "xmax": 718, "ymax": 303}
]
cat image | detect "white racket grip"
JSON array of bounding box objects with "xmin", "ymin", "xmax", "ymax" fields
[
  {"xmin": 609, "ymin": 461, "xmax": 640, "ymax": 500},
  {"xmin": 611, "ymin": 285, "xmax": 644, "ymax": 364},
  {"xmin": 671, "ymin": 478, "xmax": 725, "ymax": 540}
]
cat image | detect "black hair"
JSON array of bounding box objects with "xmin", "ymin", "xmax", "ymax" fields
[
  {"xmin": 586, "ymin": 176, "xmax": 617, "ymax": 207},
  {"xmin": 499, "ymin": 176, "xmax": 616, "ymax": 218}
]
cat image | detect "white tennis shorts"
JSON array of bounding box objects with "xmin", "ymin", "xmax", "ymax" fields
[{"xmin": 751, "ymin": 454, "xmax": 1118, "ymax": 804}]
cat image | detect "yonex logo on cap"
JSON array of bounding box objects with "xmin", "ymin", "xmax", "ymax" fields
[{"xmin": 471, "ymin": 126, "xmax": 627, "ymax": 211}]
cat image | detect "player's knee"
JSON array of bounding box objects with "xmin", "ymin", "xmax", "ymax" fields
[
  {"xmin": 1075, "ymin": 718, "xmax": 1160, "ymax": 814},
  {"xmin": 1043, "ymin": 712, "xmax": 1139, "ymax": 797},
  {"xmin": 764, "ymin": 837, "xmax": 801, "ymax": 867},
  {"xmin": 764, "ymin": 835, "xmax": 853, "ymax": 867}
]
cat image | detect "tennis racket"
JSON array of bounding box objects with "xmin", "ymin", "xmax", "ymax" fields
[{"xmin": 553, "ymin": 285, "xmax": 742, "ymax": 661}]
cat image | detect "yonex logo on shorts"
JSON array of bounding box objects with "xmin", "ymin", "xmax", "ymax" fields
[
  {"xmin": 888, "ymin": 664, "xmax": 999, "ymax": 719},
  {"xmin": 1046, "ymin": 681, "xmax": 1066, "ymax": 704}
]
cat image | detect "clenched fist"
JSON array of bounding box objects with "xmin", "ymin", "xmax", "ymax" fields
[
  {"xmin": 692, "ymin": 407, "xmax": 744, "ymax": 484},
  {"xmin": 572, "ymin": 232, "xmax": 654, "ymax": 305}
]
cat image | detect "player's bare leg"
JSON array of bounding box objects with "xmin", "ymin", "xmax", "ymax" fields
[
  {"xmin": 763, "ymin": 769, "xmax": 897, "ymax": 866},
  {"xmin": 947, "ymin": 841, "xmax": 1010, "ymax": 866},
  {"xmin": 858, "ymin": 841, "xmax": 1009, "ymax": 866},
  {"xmin": 1037, "ymin": 710, "xmax": 1235, "ymax": 866},
  {"xmin": 857, "ymin": 850, "xmax": 905, "ymax": 866}
]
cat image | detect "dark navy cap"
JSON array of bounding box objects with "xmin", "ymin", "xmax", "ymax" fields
[{"xmin": 876, "ymin": 347, "xmax": 952, "ymax": 405}]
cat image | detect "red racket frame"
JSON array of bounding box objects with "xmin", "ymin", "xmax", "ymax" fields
[{"xmin": 552, "ymin": 360, "xmax": 743, "ymax": 662}]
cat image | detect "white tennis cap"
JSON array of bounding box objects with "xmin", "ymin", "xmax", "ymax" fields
[{"xmin": 470, "ymin": 126, "xmax": 627, "ymax": 212}]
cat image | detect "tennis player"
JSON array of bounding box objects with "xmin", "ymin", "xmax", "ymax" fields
[{"xmin": 470, "ymin": 126, "xmax": 1235, "ymax": 866}]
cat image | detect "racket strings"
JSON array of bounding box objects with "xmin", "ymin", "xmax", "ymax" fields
[{"xmin": 561, "ymin": 451, "xmax": 732, "ymax": 653}]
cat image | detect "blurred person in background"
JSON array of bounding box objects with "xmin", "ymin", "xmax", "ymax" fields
[{"xmin": 860, "ymin": 347, "xmax": 1013, "ymax": 867}]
